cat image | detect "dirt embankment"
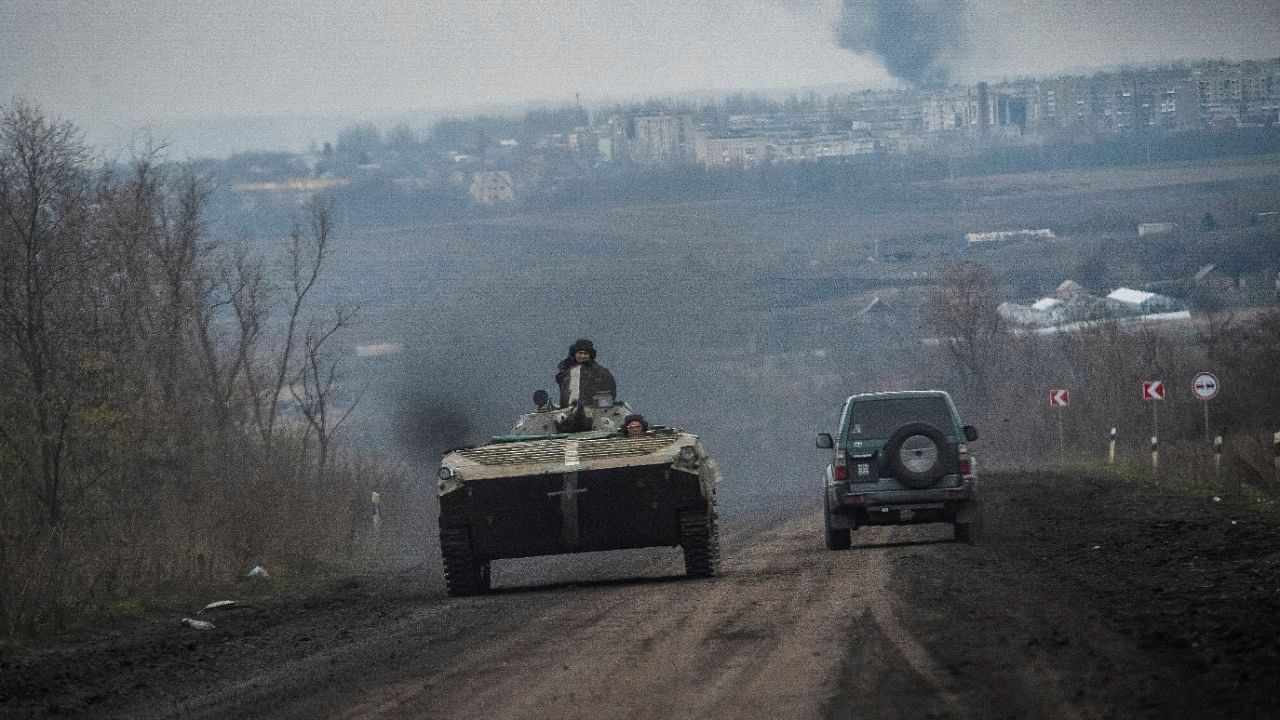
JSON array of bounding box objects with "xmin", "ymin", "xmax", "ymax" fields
[{"xmin": 2, "ymin": 470, "xmax": 1278, "ymax": 719}]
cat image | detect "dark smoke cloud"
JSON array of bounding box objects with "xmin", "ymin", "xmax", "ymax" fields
[{"xmin": 837, "ymin": 0, "xmax": 967, "ymax": 85}]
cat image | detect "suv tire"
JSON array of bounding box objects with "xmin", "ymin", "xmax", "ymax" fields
[
  {"xmin": 824, "ymin": 512, "xmax": 852, "ymax": 551},
  {"xmin": 954, "ymin": 500, "xmax": 983, "ymax": 544},
  {"xmin": 885, "ymin": 422, "xmax": 955, "ymax": 489}
]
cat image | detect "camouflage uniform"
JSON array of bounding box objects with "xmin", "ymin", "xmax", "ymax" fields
[{"xmin": 555, "ymin": 338, "xmax": 617, "ymax": 407}]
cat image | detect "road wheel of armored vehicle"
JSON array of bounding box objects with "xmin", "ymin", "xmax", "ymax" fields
[
  {"xmin": 440, "ymin": 524, "xmax": 490, "ymax": 596},
  {"xmin": 885, "ymin": 422, "xmax": 955, "ymax": 489},
  {"xmin": 679, "ymin": 509, "xmax": 718, "ymax": 578}
]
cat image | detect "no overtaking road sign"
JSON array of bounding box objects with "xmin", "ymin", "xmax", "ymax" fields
[{"xmin": 1191, "ymin": 372, "xmax": 1219, "ymax": 401}]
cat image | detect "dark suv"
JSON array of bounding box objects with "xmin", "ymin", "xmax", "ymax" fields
[{"xmin": 815, "ymin": 390, "xmax": 980, "ymax": 549}]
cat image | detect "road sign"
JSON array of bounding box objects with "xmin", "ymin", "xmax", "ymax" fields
[
  {"xmin": 1142, "ymin": 380, "xmax": 1165, "ymax": 400},
  {"xmin": 1049, "ymin": 388, "xmax": 1070, "ymax": 407},
  {"xmin": 1191, "ymin": 371, "xmax": 1219, "ymax": 401}
]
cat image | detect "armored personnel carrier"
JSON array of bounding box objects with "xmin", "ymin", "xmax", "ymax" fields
[{"xmin": 436, "ymin": 391, "xmax": 720, "ymax": 596}]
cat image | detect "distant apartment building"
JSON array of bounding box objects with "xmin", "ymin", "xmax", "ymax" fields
[
  {"xmin": 767, "ymin": 135, "xmax": 878, "ymax": 163},
  {"xmin": 923, "ymin": 82, "xmax": 1030, "ymax": 134},
  {"xmin": 1037, "ymin": 70, "xmax": 1204, "ymax": 132},
  {"xmin": 925, "ymin": 67, "xmax": 1230, "ymax": 136},
  {"xmin": 611, "ymin": 113, "xmax": 697, "ymax": 166},
  {"xmin": 1194, "ymin": 59, "xmax": 1280, "ymax": 124},
  {"xmin": 696, "ymin": 135, "xmax": 767, "ymax": 168},
  {"xmin": 694, "ymin": 133, "xmax": 878, "ymax": 168},
  {"xmin": 923, "ymin": 92, "xmax": 980, "ymax": 132}
]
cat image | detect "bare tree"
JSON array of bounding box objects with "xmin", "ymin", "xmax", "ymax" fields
[
  {"xmin": 0, "ymin": 100, "xmax": 94, "ymax": 525},
  {"xmin": 261, "ymin": 197, "xmax": 336, "ymax": 454},
  {"xmin": 925, "ymin": 261, "xmax": 1006, "ymax": 402},
  {"xmin": 224, "ymin": 244, "xmax": 269, "ymax": 430},
  {"xmin": 290, "ymin": 306, "xmax": 361, "ymax": 475}
]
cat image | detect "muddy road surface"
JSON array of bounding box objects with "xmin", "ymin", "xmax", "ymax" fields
[{"xmin": 4, "ymin": 469, "xmax": 1279, "ymax": 719}]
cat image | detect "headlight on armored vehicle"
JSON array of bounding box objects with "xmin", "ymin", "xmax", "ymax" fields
[
  {"xmin": 437, "ymin": 466, "xmax": 455, "ymax": 481},
  {"xmin": 679, "ymin": 446, "xmax": 697, "ymax": 463}
]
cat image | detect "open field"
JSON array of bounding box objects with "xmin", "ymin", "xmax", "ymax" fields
[{"xmin": 314, "ymin": 155, "xmax": 1279, "ymax": 499}]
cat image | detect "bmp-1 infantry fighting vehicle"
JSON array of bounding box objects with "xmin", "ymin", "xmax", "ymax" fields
[{"xmin": 436, "ymin": 391, "xmax": 721, "ymax": 596}]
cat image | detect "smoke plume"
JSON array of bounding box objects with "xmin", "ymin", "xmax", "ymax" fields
[{"xmin": 836, "ymin": 0, "xmax": 967, "ymax": 86}]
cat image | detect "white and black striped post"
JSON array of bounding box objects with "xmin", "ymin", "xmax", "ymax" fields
[{"xmin": 1273, "ymin": 432, "xmax": 1280, "ymax": 475}]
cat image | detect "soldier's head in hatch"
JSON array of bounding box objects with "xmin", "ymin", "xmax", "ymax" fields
[
  {"xmin": 569, "ymin": 338, "xmax": 596, "ymax": 364},
  {"xmin": 623, "ymin": 414, "xmax": 648, "ymax": 437}
]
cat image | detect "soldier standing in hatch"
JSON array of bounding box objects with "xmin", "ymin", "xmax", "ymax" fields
[{"xmin": 555, "ymin": 338, "xmax": 617, "ymax": 407}]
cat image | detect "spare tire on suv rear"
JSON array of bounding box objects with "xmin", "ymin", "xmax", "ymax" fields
[{"xmin": 884, "ymin": 422, "xmax": 956, "ymax": 489}]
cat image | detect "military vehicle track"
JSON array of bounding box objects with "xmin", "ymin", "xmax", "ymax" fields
[
  {"xmin": 439, "ymin": 523, "xmax": 490, "ymax": 596},
  {"xmin": 679, "ymin": 510, "xmax": 719, "ymax": 577}
]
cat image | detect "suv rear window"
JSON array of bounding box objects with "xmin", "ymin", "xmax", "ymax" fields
[{"xmin": 846, "ymin": 397, "xmax": 955, "ymax": 440}]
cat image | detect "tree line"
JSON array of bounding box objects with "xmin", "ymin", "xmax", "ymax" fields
[{"xmin": 0, "ymin": 101, "xmax": 384, "ymax": 640}]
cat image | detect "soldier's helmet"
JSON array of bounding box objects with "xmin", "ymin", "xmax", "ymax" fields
[{"xmin": 569, "ymin": 338, "xmax": 597, "ymax": 359}]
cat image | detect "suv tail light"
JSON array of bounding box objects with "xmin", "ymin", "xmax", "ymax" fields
[
  {"xmin": 957, "ymin": 444, "xmax": 973, "ymax": 477},
  {"xmin": 833, "ymin": 452, "xmax": 848, "ymax": 481}
]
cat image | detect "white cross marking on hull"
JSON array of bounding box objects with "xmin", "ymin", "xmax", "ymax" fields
[{"xmin": 547, "ymin": 471, "xmax": 588, "ymax": 546}]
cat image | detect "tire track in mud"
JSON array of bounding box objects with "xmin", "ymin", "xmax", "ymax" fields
[
  {"xmin": 339, "ymin": 514, "xmax": 973, "ymax": 720},
  {"xmin": 855, "ymin": 529, "xmax": 969, "ymax": 720}
]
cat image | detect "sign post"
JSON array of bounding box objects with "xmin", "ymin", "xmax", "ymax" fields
[
  {"xmin": 1143, "ymin": 380, "xmax": 1164, "ymax": 472},
  {"xmin": 1191, "ymin": 371, "xmax": 1219, "ymax": 441},
  {"xmin": 1049, "ymin": 388, "xmax": 1069, "ymax": 460}
]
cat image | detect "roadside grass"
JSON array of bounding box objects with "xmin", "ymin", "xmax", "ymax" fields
[
  {"xmin": 0, "ymin": 549, "xmax": 384, "ymax": 649},
  {"xmin": 0, "ymin": 449, "xmax": 410, "ymax": 647},
  {"xmin": 1048, "ymin": 437, "xmax": 1280, "ymax": 515}
]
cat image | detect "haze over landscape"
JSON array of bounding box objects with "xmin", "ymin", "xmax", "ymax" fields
[
  {"xmin": 7, "ymin": 1, "xmax": 1280, "ymax": 717},
  {"xmin": 5, "ymin": 0, "xmax": 1280, "ymax": 157}
]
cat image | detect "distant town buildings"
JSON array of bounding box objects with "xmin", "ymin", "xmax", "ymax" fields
[
  {"xmin": 227, "ymin": 57, "xmax": 1279, "ymax": 205},
  {"xmin": 617, "ymin": 59, "xmax": 1280, "ymax": 170}
]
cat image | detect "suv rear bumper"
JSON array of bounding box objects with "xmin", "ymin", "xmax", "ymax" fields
[
  {"xmin": 827, "ymin": 477, "xmax": 977, "ymax": 528},
  {"xmin": 831, "ymin": 476, "xmax": 975, "ymax": 505}
]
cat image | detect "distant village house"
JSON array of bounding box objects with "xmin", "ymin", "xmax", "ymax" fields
[
  {"xmin": 1138, "ymin": 222, "xmax": 1177, "ymax": 237},
  {"xmin": 965, "ymin": 228, "xmax": 1055, "ymax": 243},
  {"xmin": 469, "ymin": 171, "xmax": 514, "ymax": 204}
]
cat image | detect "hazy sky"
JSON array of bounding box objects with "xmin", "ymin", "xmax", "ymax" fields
[{"xmin": 3, "ymin": 0, "xmax": 1278, "ymax": 156}]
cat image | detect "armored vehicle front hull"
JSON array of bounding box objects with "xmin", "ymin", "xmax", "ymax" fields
[{"xmin": 437, "ymin": 430, "xmax": 719, "ymax": 595}]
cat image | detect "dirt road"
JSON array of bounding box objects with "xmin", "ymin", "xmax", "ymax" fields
[{"xmin": 4, "ymin": 470, "xmax": 1279, "ymax": 719}]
